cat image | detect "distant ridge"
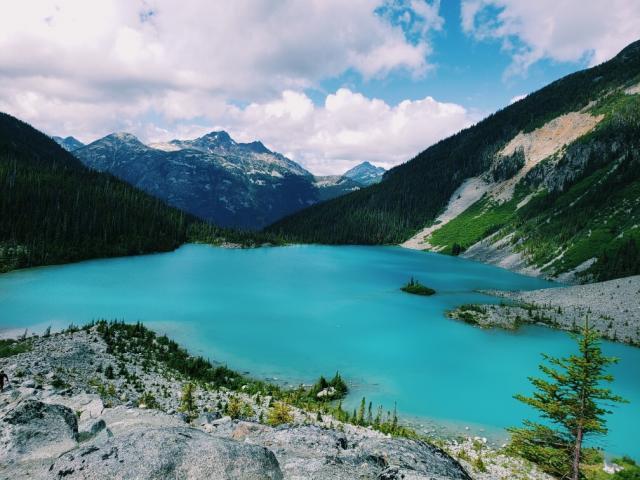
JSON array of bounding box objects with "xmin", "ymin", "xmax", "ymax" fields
[
  {"xmin": 52, "ymin": 135, "xmax": 84, "ymax": 152},
  {"xmin": 343, "ymin": 161, "xmax": 385, "ymax": 186},
  {"xmin": 73, "ymin": 130, "xmax": 366, "ymax": 229}
]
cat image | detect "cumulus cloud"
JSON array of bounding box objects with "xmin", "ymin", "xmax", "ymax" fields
[
  {"xmin": 461, "ymin": 0, "xmax": 640, "ymax": 75},
  {"xmin": 211, "ymin": 88, "xmax": 475, "ymax": 175},
  {"xmin": 0, "ymin": 0, "xmax": 454, "ymax": 173},
  {"xmin": 509, "ymin": 94, "xmax": 527, "ymax": 104}
]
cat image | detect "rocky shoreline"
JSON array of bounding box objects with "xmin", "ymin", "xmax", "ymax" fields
[
  {"xmin": 0, "ymin": 325, "xmax": 555, "ymax": 479},
  {"xmin": 447, "ymin": 275, "xmax": 640, "ymax": 346}
]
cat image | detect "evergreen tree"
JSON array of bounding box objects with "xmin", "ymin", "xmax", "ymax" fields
[
  {"xmin": 509, "ymin": 322, "xmax": 626, "ymax": 479},
  {"xmin": 179, "ymin": 382, "xmax": 197, "ymax": 421},
  {"xmin": 392, "ymin": 402, "xmax": 398, "ymax": 430},
  {"xmin": 374, "ymin": 405, "xmax": 382, "ymax": 427},
  {"xmin": 357, "ymin": 397, "xmax": 366, "ymax": 425}
]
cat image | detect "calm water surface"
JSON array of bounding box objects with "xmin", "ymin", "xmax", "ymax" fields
[{"xmin": 1, "ymin": 244, "xmax": 638, "ymax": 457}]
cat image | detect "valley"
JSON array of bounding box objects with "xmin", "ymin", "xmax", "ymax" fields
[{"xmin": 1, "ymin": 18, "xmax": 640, "ymax": 479}]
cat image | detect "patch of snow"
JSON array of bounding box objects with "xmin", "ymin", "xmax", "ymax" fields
[
  {"xmin": 516, "ymin": 193, "xmax": 535, "ymax": 209},
  {"xmin": 149, "ymin": 142, "xmax": 183, "ymax": 152}
]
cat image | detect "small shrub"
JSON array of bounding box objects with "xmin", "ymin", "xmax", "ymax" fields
[
  {"xmin": 267, "ymin": 402, "xmax": 293, "ymax": 426},
  {"xmin": 139, "ymin": 391, "xmax": 159, "ymax": 409},
  {"xmin": 473, "ymin": 455, "xmax": 487, "ymax": 473},
  {"xmin": 0, "ymin": 338, "xmax": 31, "ymax": 358}
]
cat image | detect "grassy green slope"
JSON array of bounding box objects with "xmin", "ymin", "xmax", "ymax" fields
[
  {"xmin": 268, "ymin": 40, "xmax": 640, "ymax": 245},
  {"xmin": 426, "ymin": 92, "xmax": 640, "ymax": 281}
]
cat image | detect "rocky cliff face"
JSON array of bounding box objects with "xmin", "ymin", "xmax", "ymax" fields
[{"xmin": 73, "ymin": 131, "xmax": 363, "ymax": 229}]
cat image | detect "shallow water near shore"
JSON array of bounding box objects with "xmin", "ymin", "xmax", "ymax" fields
[{"xmin": 1, "ymin": 244, "xmax": 638, "ymax": 457}]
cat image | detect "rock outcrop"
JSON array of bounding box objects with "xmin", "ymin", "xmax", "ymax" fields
[
  {"xmin": 51, "ymin": 425, "xmax": 283, "ymax": 480},
  {"xmin": 0, "ymin": 326, "xmax": 554, "ymax": 479},
  {"xmin": 0, "ymin": 329, "xmax": 475, "ymax": 480}
]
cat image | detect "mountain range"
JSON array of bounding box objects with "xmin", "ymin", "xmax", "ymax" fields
[
  {"xmin": 270, "ymin": 40, "xmax": 640, "ymax": 283},
  {"xmin": 63, "ymin": 131, "xmax": 381, "ymax": 229}
]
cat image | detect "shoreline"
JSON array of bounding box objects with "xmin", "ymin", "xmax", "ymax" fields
[
  {"xmin": 447, "ymin": 275, "xmax": 640, "ymax": 346},
  {"xmin": 0, "ymin": 322, "xmax": 561, "ymax": 479}
]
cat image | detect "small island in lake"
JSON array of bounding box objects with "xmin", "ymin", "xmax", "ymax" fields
[{"xmin": 401, "ymin": 277, "xmax": 436, "ymax": 296}]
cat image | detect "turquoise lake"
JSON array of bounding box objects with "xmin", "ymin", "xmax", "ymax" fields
[{"xmin": 0, "ymin": 244, "xmax": 638, "ymax": 457}]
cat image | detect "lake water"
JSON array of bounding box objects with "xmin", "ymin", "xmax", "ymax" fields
[{"xmin": 1, "ymin": 244, "xmax": 638, "ymax": 457}]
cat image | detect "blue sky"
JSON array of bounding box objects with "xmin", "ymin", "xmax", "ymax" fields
[
  {"xmin": 1, "ymin": 0, "xmax": 639, "ymax": 174},
  {"xmin": 316, "ymin": 1, "xmax": 585, "ymax": 114}
]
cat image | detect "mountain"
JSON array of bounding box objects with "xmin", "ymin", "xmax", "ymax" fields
[
  {"xmin": 74, "ymin": 131, "xmax": 360, "ymax": 229},
  {"xmin": 343, "ymin": 161, "xmax": 385, "ymax": 186},
  {"xmin": 313, "ymin": 175, "xmax": 362, "ymax": 201},
  {"xmin": 52, "ymin": 135, "xmax": 84, "ymax": 151},
  {"xmin": 269, "ymin": 39, "xmax": 640, "ymax": 283}
]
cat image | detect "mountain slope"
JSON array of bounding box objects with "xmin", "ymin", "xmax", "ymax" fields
[
  {"xmin": 0, "ymin": 113, "xmax": 194, "ymax": 272},
  {"xmin": 268, "ymin": 40, "xmax": 640, "ymax": 282},
  {"xmin": 75, "ymin": 131, "xmax": 360, "ymax": 229}
]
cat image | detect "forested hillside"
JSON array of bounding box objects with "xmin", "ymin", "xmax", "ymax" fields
[
  {"xmin": 430, "ymin": 92, "xmax": 640, "ymax": 282},
  {"xmin": 268, "ymin": 40, "xmax": 640, "ymax": 246},
  {"xmin": 0, "ymin": 113, "xmax": 278, "ymax": 273}
]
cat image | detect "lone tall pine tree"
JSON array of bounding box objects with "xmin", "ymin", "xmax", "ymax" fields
[{"xmin": 508, "ymin": 321, "xmax": 626, "ymax": 479}]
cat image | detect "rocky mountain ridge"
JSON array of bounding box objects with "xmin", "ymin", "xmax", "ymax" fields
[{"xmin": 73, "ymin": 131, "xmax": 377, "ymax": 229}]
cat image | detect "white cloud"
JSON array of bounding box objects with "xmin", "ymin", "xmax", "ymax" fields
[
  {"xmin": 209, "ymin": 88, "xmax": 474, "ymax": 175},
  {"xmin": 509, "ymin": 94, "xmax": 527, "ymax": 104},
  {"xmin": 0, "ymin": 0, "xmax": 451, "ymax": 173},
  {"xmin": 461, "ymin": 0, "xmax": 640, "ymax": 75}
]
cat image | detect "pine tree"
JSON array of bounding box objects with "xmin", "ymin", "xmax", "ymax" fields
[
  {"xmin": 391, "ymin": 402, "xmax": 398, "ymax": 431},
  {"xmin": 508, "ymin": 321, "xmax": 626, "ymax": 480},
  {"xmin": 179, "ymin": 382, "xmax": 197, "ymax": 421},
  {"xmin": 357, "ymin": 397, "xmax": 366, "ymax": 425},
  {"xmin": 374, "ymin": 405, "xmax": 382, "ymax": 426}
]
